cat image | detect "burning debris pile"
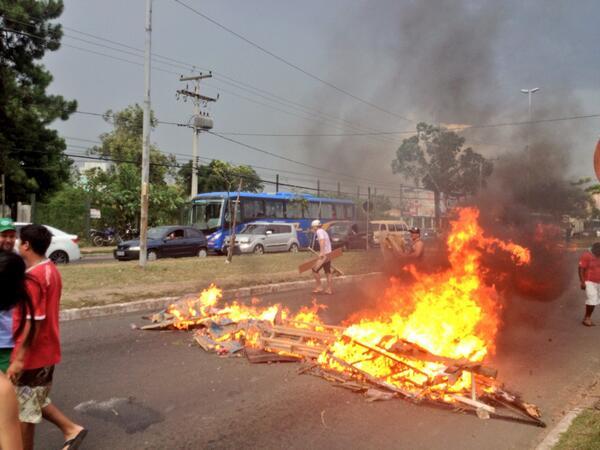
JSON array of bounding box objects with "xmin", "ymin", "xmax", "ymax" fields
[{"xmin": 141, "ymin": 207, "xmax": 544, "ymax": 426}]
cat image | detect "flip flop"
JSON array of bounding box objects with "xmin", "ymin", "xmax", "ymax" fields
[
  {"xmin": 312, "ymin": 289, "xmax": 323, "ymax": 294},
  {"xmin": 582, "ymin": 320, "xmax": 595, "ymax": 327},
  {"xmin": 63, "ymin": 429, "xmax": 88, "ymax": 450}
]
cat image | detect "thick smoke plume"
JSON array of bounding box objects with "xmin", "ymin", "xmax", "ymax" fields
[{"xmin": 309, "ymin": 1, "xmax": 592, "ymax": 308}]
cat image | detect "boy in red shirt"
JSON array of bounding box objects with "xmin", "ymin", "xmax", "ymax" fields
[
  {"xmin": 7, "ymin": 225, "xmax": 87, "ymax": 450},
  {"xmin": 578, "ymin": 242, "xmax": 600, "ymax": 326}
]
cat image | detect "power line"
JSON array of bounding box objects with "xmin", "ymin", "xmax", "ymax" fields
[
  {"xmin": 13, "ymin": 23, "xmax": 597, "ymax": 142},
  {"xmin": 171, "ymin": 0, "xmax": 414, "ymax": 123},
  {"xmin": 2, "ymin": 19, "xmax": 404, "ymax": 145}
]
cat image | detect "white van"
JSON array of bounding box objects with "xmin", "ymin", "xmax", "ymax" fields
[{"xmin": 371, "ymin": 220, "xmax": 410, "ymax": 246}]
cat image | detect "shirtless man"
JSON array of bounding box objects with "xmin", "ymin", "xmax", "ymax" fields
[{"xmin": 406, "ymin": 227, "xmax": 424, "ymax": 260}]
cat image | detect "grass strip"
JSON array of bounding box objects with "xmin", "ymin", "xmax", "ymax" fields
[
  {"xmin": 59, "ymin": 250, "xmax": 384, "ymax": 309},
  {"xmin": 554, "ymin": 408, "xmax": 600, "ymax": 450}
]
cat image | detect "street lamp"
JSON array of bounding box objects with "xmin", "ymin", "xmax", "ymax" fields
[
  {"xmin": 520, "ymin": 87, "xmax": 540, "ymax": 122},
  {"xmin": 520, "ymin": 87, "xmax": 540, "ymax": 209}
]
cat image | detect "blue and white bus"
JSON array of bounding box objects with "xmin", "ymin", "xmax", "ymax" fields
[{"xmin": 185, "ymin": 192, "xmax": 356, "ymax": 253}]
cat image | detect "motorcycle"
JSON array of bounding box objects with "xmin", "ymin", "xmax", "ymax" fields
[{"xmin": 90, "ymin": 227, "xmax": 119, "ymax": 247}]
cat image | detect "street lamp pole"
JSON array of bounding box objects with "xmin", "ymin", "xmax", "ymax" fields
[
  {"xmin": 520, "ymin": 87, "xmax": 540, "ymax": 208},
  {"xmin": 520, "ymin": 87, "xmax": 540, "ymax": 123}
]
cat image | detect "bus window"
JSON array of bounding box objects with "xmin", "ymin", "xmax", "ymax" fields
[
  {"xmin": 308, "ymin": 202, "xmax": 321, "ymax": 219},
  {"xmin": 344, "ymin": 204, "xmax": 354, "ymax": 219},
  {"xmin": 285, "ymin": 201, "xmax": 304, "ymax": 219},
  {"xmin": 321, "ymin": 203, "xmax": 333, "ymax": 219},
  {"xmin": 265, "ymin": 199, "xmax": 284, "ymax": 218},
  {"xmin": 242, "ymin": 198, "xmax": 265, "ymax": 220},
  {"xmin": 223, "ymin": 199, "xmax": 241, "ymax": 227}
]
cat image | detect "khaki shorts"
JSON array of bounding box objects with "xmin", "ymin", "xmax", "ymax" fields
[{"xmin": 14, "ymin": 366, "xmax": 54, "ymax": 424}]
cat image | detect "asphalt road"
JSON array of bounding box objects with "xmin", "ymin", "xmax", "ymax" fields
[{"xmin": 35, "ymin": 266, "xmax": 600, "ymax": 450}]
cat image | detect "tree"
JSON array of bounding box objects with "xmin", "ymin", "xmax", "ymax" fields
[
  {"xmin": 84, "ymin": 105, "xmax": 185, "ymax": 231},
  {"xmin": 392, "ymin": 122, "xmax": 493, "ymax": 221},
  {"xmin": 177, "ymin": 160, "xmax": 264, "ymax": 194},
  {"xmin": 0, "ymin": 1, "xmax": 77, "ymax": 208}
]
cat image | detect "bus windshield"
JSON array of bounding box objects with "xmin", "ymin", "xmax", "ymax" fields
[{"xmin": 190, "ymin": 199, "xmax": 223, "ymax": 232}]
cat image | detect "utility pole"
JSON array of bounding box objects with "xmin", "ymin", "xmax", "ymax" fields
[
  {"xmin": 366, "ymin": 187, "xmax": 371, "ymax": 251},
  {"xmin": 139, "ymin": 0, "xmax": 152, "ymax": 268},
  {"xmin": 337, "ymin": 182, "xmax": 341, "ymax": 197},
  {"xmin": 275, "ymin": 174, "xmax": 279, "ymax": 193},
  {"xmin": 1, "ymin": 174, "xmax": 5, "ymax": 216},
  {"xmin": 317, "ymin": 179, "xmax": 320, "ymax": 197},
  {"xmin": 177, "ymin": 73, "xmax": 218, "ymax": 199}
]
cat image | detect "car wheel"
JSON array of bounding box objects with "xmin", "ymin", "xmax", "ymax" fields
[
  {"xmin": 197, "ymin": 248, "xmax": 208, "ymax": 258},
  {"xmin": 147, "ymin": 250, "xmax": 158, "ymax": 261},
  {"xmin": 253, "ymin": 244, "xmax": 264, "ymax": 255},
  {"xmin": 289, "ymin": 243, "xmax": 299, "ymax": 253},
  {"xmin": 49, "ymin": 250, "xmax": 69, "ymax": 264}
]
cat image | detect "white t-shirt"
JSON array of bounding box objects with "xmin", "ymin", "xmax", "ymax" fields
[{"xmin": 316, "ymin": 228, "xmax": 332, "ymax": 254}]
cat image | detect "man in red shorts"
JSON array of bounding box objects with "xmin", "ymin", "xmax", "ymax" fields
[
  {"xmin": 7, "ymin": 225, "xmax": 87, "ymax": 450},
  {"xmin": 578, "ymin": 242, "xmax": 600, "ymax": 327}
]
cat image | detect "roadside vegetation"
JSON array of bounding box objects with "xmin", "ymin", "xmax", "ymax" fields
[
  {"xmin": 554, "ymin": 408, "xmax": 600, "ymax": 450},
  {"xmin": 59, "ymin": 251, "xmax": 383, "ymax": 308}
]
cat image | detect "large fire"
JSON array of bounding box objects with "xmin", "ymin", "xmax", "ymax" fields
[
  {"xmin": 320, "ymin": 207, "xmax": 530, "ymax": 398},
  {"xmin": 161, "ymin": 207, "xmax": 535, "ymax": 414}
]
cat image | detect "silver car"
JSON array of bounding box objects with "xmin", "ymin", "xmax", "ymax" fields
[{"xmin": 226, "ymin": 222, "xmax": 300, "ymax": 255}]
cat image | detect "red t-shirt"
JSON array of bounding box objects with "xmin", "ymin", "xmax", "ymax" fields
[
  {"xmin": 13, "ymin": 260, "xmax": 62, "ymax": 369},
  {"xmin": 579, "ymin": 251, "xmax": 600, "ymax": 283}
]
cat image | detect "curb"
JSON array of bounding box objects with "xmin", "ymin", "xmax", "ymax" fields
[
  {"xmin": 534, "ymin": 381, "xmax": 600, "ymax": 450},
  {"xmin": 59, "ymin": 272, "xmax": 383, "ymax": 322}
]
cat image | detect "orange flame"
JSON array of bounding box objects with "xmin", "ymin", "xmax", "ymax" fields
[{"xmin": 319, "ymin": 207, "xmax": 531, "ymax": 397}]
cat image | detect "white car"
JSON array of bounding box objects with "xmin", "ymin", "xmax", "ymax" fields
[{"xmin": 15, "ymin": 223, "xmax": 81, "ymax": 264}]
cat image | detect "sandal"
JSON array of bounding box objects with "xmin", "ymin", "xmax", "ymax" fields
[
  {"xmin": 582, "ymin": 320, "xmax": 595, "ymax": 327},
  {"xmin": 312, "ymin": 288, "xmax": 323, "ymax": 294},
  {"xmin": 63, "ymin": 429, "xmax": 88, "ymax": 450}
]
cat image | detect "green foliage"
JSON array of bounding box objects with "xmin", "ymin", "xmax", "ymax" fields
[
  {"xmin": 392, "ymin": 122, "xmax": 493, "ymax": 197},
  {"xmin": 35, "ymin": 183, "xmax": 88, "ymax": 236},
  {"xmin": 0, "ymin": 0, "xmax": 77, "ymax": 206},
  {"xmin": 177, "ymin": 159, "xmax": 263, "ymax": 193},
  {"xmin": 84, "ymin": 105, "xmax": 185, "ymax": 230}
]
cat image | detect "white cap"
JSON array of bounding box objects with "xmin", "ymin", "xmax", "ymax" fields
[{"xmin": 311, "ymin": 219, "xmax": 321, "ymax": 227}]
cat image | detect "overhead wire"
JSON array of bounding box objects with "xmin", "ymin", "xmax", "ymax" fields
[
  {"xmin": 11, "ymin": 145, "xmax": 427, "ymax": 200},
  {"xmin": 171, "ymin": 0, "xmax": 415, "ymax": 123}
]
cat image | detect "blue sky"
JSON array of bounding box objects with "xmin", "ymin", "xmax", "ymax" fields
[{"xmin": 45, "ymin": 0, "xmax": 600, "ymax": 200}]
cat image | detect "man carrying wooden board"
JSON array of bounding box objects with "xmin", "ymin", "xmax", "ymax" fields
[{"xmin": 311, "ymin": 219, "xmax": 334, "ymax": 295}]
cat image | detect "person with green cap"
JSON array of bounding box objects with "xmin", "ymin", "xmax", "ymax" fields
[
  {"xmin": 0, "ymin": 217, "xmax": 17, "ymax": 253},
  {"xmin": 0, "ymin": 218, "xmax": 18, "ymax": 373}
]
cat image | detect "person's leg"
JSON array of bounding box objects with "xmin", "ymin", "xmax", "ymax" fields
[
  {"xmin": 583, "ymin": 281, "xmax": 598, "ymax": 326},
  {"xmin": 20, "ymin": 422, "xmax": 35, "ymax": 450},
  {"xmin": 324, "ymin": 262, "xmax": 333, "ymax": 294},
  {"xmin": 0, "ymin": 374, "xmax": 22, "ymax": 450},
  {"xmin": 584, "ymin": 305, "xmax": 595, "ymax": 323},
  {"xmin": 312, "ymin": 269, "xmax": 322, "ymax": 292},
  {"xmin": 42, "ymin": 403, "xmax": 84, "ymax": 443}
]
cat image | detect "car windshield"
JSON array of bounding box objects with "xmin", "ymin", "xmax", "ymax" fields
[
  {"xmin": 329, "ymin": 224, "xmax": 349, "ymax": 234},
  {"xmin": 190, "ymin": 200, "xmax": 223, "ymax": 232},
  {"xmin": 147, "ymin": 227, "xmax": 170, "ymax": 240},
  {"xmin": 240, "ymin": 224, "xmax": 267, "ymax": 235}
]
